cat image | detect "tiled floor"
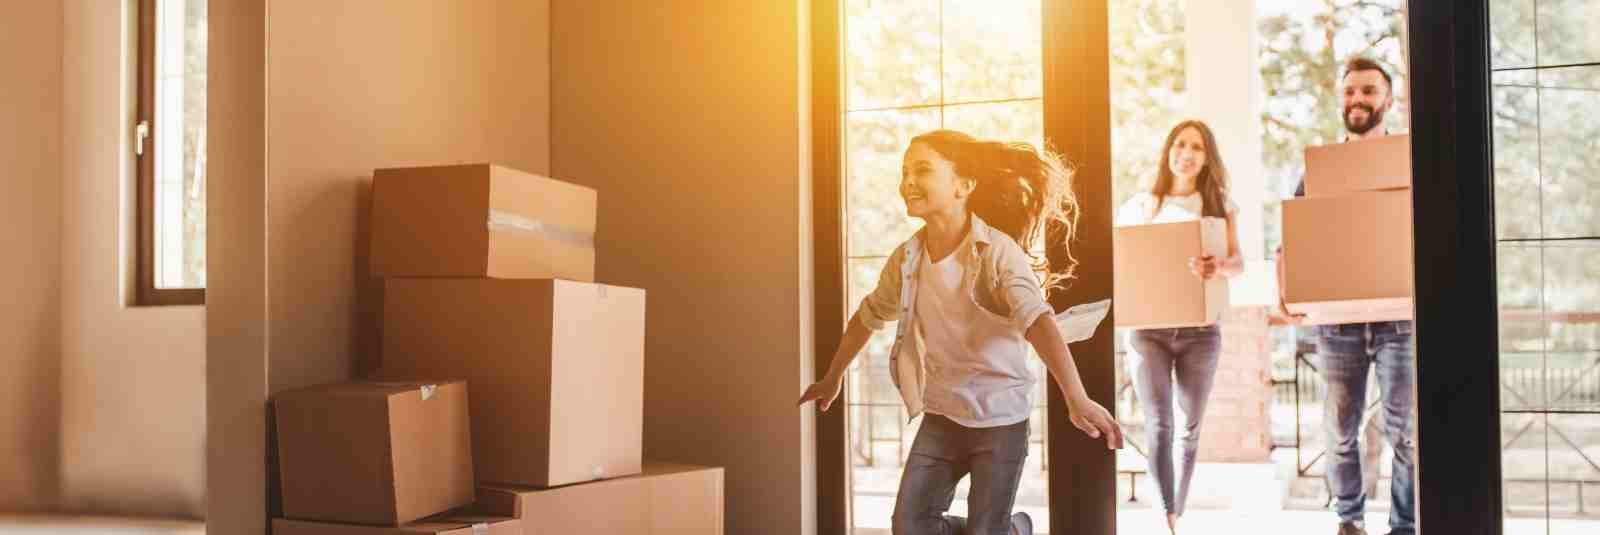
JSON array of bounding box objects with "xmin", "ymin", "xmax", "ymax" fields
[
  {"xmin": 852, "ymin": 505, "xmax": 1591, "ymax": 535},
  {"xmin": 0, "ymin": 514, "xmax": 204, "ymax": 535},
  {"xmin": 851, "ymin": 459, "xmax": 1596, "ymax": 535}
]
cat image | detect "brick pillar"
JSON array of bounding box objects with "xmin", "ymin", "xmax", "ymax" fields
[{"xmin": 1198, "ymin": 305, "xmax": 1273, "ymax": 462}]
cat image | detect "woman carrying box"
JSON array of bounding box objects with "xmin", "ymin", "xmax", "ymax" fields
[
  {"xmin": 1113, "ymin": 120, "xmax": 1244, "ymax": 534},
  {"xmin": 798, "ymin": 129, "xmax": 1122, "ymax": 535}
]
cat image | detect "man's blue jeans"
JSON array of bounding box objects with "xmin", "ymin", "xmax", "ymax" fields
[{"xmin": 1317, "ymin": 321, "xmax": 1417, "ymax": 534}]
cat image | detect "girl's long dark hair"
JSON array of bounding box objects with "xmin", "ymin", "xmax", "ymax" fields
[
  {"xmin": 910, "ymin": 129, "xmax": 1080, "ymax": 290},
  {"xmin": 1151, "ymin": 120, "xmax": 1229, "ymax": 219}
]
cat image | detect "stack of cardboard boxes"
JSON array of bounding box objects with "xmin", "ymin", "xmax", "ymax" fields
[
  {"xmin": 1282, "ymin": 134, "xmax": 1416, "ymax": 325},
  {"xmin": 271, "ymin": 164, "xmax": 724, "ymax": 534}
]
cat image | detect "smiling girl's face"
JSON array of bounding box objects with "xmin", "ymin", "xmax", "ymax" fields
[{"xmin": 900, "ymin": 141, "xmax": 973, "ymax": 220}]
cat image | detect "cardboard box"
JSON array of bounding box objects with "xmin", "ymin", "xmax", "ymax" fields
[
  {"xmin": 371, "ymin": 164, "xmax": 596, "ymax": 281},
  {"xmin": 274, "ymin": 381, "xmax": 475, "ymax": 526},
  {"xmin": 1282, "ymin": 189, "xmax": 1415, "ymax": 325},
  {"xmin": 1112, "ymin": 217, "xmax": 1230, "ymax": 328},
  {"xmin": 272, "ymin": 516, "xmax": 518, "ymax": 535},
  {"xmin": 473, "ymin": 463, "xmax": 724, "ymax": 535},
  {"xmin": 1303, "ymin": 134, "xmax": 1411, "ymax": 196},
  {"xmin": 376, "ymin": 278, "xmax": 645, "ymax": 488}
]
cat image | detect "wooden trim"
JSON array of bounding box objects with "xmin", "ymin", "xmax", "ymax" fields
[
  {"xmin": 811, "ymin": 0, "xmax": 847, "ymax": 532},
  {"xmin": 136, "ymin": 0, "xmax": 204, "ymax": 306},
  {"xmin": 1042, "ymin": 0, "xmax": 1117, "ymax": 532},
  {"xmin": 1407, "ymin": 0, "xmax": 1503, "ymax": 532}
]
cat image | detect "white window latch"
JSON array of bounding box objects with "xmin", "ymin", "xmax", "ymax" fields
[{"xmin": 135, "ymin": 120, "xmax": 150, "ymax": 157}]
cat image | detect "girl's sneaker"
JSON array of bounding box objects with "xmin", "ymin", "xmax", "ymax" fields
[{"xmin": 1010, "ymin": 512, "xmax": 1033, "ymax": 535}]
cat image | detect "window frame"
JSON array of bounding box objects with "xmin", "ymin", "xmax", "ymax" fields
[{"xmin": 136, "ymin": 0, "xmax": 205, "ymax": 306}]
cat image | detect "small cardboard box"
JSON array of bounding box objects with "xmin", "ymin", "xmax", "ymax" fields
[
  {"xmin": 1113, "ymin": 217, "xmax": 1230, "ymax": 329},
  {"xmin": 473, "ymin": 463, "xmax": 724, "ymax": 535},
  {"xmin": 370, "ymin": 164, "xmax": 596, "ymax": 281},
  {"xmin": 1303, "ymin": 134, "xmax": 1411, "ymax": 197},
  {"xmin": 1282, "ymin": 189, "xmax": 1415, "ymax": 325},
  {"xmin": 274, "ymin": 381, "xmax": 474, "ymax": 526},
  {"xmin": 272, "ymin": 516, "xmax": 519, "ymax": 535},
  {"xmin": 376, "ymin": 278, "xmax": 645, "ymax": 488}
]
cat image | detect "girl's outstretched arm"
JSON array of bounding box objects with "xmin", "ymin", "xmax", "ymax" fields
[
  {"xmin": 1025, "ymin": 314, "xmax": 1124, "ymax": 450},
  {"xmin": 797, "ymin": 314, "xmax": 874, "ymax": 412}
]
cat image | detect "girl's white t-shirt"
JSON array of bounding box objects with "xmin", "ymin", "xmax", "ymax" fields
[
  {"xmin": 1114, "ymin": 191, "xmax": 1238, "ymax": 226},
  {"xmin": 913, "ymin": 232, "xmax": 1035, "ymax": 428}
]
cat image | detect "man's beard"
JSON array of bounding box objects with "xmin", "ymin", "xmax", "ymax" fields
[{"xmin": 1344, "ymin": 102, "xmax": 1386, "ymax": 135}]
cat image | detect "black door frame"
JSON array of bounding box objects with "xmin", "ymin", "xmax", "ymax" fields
[
  {"xmin": 811, "ymin": 0, "xmax": 848, "ymax": 532},
  {"xmin": 1040, "ymin": 1, "xmax": 1119, "ymax": 534},
  {"xmin": 813, "ymin": 1, "xmax": 1504, "ymax": 533},
  {"xmin": 1407, "ymin": 1, "xmax": 1503, "ymax": 533}
]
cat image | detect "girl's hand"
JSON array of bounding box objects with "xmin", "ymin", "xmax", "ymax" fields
[
  {"xmin": 797, "ymin": 373, "xmax": 846, "ymax": 412},
  {"xmin": 1068, "ymin": 396, "xmax": 1124, "ymax": 450},
  {"xmin": 1188, "ymin": 255, "xmax": 1219, "ymax": 280}
]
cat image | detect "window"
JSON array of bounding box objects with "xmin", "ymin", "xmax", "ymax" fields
[
  {"xmin": 839, "ymin": 1, "xmax": 1049, "ymax": 532},
  {"xmin": 136, "ymin": 0, "xmax": 206, "ymax": 306},
  {"xmin": 1489, "ymin": 0, "xmax": 1600, "ymax": 530}
]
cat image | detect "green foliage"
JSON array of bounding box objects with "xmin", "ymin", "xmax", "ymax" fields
[{"xmin": 1258, "ymin": 0, "xmax": 1410, "ymax": 197}]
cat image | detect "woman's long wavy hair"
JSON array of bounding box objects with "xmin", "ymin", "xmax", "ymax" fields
[{"xmin": 910, "ymin": 129, "xmax": 1080, "ymax": 291}]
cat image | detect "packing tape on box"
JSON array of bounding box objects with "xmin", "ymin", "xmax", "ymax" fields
[
  {"xmin": 487, "ymin": 210, "xmax": 595, "ymax": 247},
  {"xmin": 364, "ymin": 381, "xmax": 439, "ymax": 400},
  {"xmin": 471, "ymin": 522, "xmax": 489, "ymax": 535}
]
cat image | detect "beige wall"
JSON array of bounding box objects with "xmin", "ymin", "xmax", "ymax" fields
[
  {"xmin": 57, "ymin": 0, "xmax": 207, "ymax": 518},
  {"xmin": 0, "ymin": 0, "xmax": 64, "ymax": 514},
  {"xmin": 550, "ymin": 2, "xmax": 817, "ymax": 534},
  {"xmin": 264, "ymin": 0, "xmax": 552, "ymax": 392},
  {"xmin": 207, "ymin": 0, "xmax": 268, "ymax": 531},
  {"xmin": 209, "ymin": 2, "xmax": 552, "ymax": 532},
  {"xmin": 211, "ymin": 2, "xmax": 821, "ymax": 533}
]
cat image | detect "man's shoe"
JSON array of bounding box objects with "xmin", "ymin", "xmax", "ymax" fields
[
  {"xmin": 1010, "ymin": 512, "xmax": 1034, "ymax": 535},
  {"xmin": 1338, "ymin": 522, "xmax": 1368, "ymax": 535}
]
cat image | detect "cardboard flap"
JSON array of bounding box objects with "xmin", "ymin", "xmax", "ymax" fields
[
  {"xmin": 1198, "ymin": 217, "xmax": 1229, "ymax": 259},
  {"xmin": 471, "ymin": 486, "xmax": 523, "ymax": 517}
]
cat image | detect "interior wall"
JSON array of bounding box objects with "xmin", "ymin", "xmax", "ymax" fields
[
  {"xmin": 264, "ymin": 0, "xmax": 551, "ymax": 393},
  {"xmin": 206, "ymin": 0, "xmax": 266, "ymax": 532},
  {"xmin": 550, "ymin": 2, "xmax": 817, "ymax": 534},
  {"xmin": 0, "ymin": 0, "xmax": 64, "ymax": 514},
  {"xmin": 210, "ymin": 2, "xmax": 552, "ymax": 532},
  {"xmin": 57, "ymin": 0, "xmax": 207, "ymax": 518}
]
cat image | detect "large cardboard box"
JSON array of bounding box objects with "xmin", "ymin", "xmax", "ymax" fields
[
  {"xmin": 376, "ymin": 278, "xmax": 645, "ymax": 488},
  {"xmin": 1303, "ymin": 134, "xmax": 1411, "ymax": 196},
  {"xmin": 1282, "ymin": 189, "xmax": 1415, "ymax": 325},
  {"xmin": 274, "ymin": 381, "xmax": 474, "ymax": 526},
  {"xmin": 272, "ymin": 516, "xmax": 519, "ymax": 535},
  {"xmin": 474, "ymin": 463, "xmax": 724, "ymax": 535},
  {"xmin": 1112, "ymin": 218, "xmax": 1230, "ymax": 328},
  {"xmin": 371, "ymin": 164, "xmax": 596, "ymax": 281}
]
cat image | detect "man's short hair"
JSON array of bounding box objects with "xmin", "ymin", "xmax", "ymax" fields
[{"xmin": 1343, "ymin": 57, "xmax": 1393, "ymax": 89}]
